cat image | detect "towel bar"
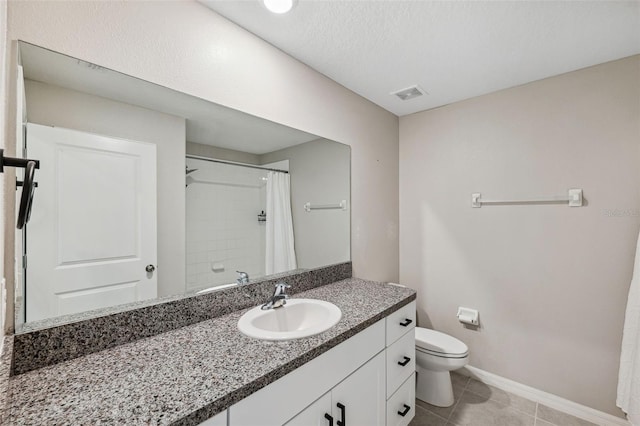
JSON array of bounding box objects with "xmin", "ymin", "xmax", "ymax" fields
[
  {"xmin": 471, "ymin": 189, "xmax": 583, "ymax": 208},
  {"xmin": 304, "ymin": 200, "xmax": 347, "ymax": 212}
]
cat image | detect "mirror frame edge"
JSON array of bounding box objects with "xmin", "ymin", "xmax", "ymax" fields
[{"xmin": 4, "ymin": 39, "xmax": 24, "ymax": 334}]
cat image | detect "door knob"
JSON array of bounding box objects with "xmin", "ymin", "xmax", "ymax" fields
[{"xmin": 146, "ymin": 264, "xmax": 156, "ymax": 273}]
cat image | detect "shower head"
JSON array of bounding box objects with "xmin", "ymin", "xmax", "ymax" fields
[{"xmin": 186, "ymin": 166, "xmax": 198, "ymax": 175}]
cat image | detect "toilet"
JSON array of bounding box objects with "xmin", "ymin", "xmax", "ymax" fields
[{"xmin": 415, "ymin": 327, "xmax": 469, "ymax": 407}]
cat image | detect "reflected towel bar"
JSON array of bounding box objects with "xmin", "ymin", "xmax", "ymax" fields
[
  {"xmin": 187, "ymin": 178, "xmax": 263, "ymax": 189},
  {"xmin": 0, "ymin": 149, "xmax": 40, "ymax": 228},
  {"xmin": 471, "ymin": 189, "xmax": 583, "ymax": 208},
  {"xmin": 304, "ymin": 200, "xmax": 348, "ymax": 212}
]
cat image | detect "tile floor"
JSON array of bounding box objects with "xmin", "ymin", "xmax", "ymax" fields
[{"xmin": 409, "ymin": 373, "xmax": 598, "ymax": 426}]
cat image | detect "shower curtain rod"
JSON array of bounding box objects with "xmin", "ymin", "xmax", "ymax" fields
[{"xmin": 186, "ymin": 154, "xmax": 289, "ymax": 174}]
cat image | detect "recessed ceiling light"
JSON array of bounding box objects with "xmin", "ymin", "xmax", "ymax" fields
[
  {"xmin": 390, "ymin": 85, "xmax": 427, "ymax": 101},
  {"xmin": 263, "ymin": 0, "xmax": 296, "ymax": 14}
]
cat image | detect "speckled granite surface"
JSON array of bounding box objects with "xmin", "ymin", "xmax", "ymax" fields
[
  {"xmin": 0, "ymin": 336, "xmax": 13, "ymax": 425},
  {"xmin": 7, "ymin": 278, "xmax": 415, "ymax": 425},
  {"xmin": 12, "ymin": 262, "xmax": 351, "ymax": 375}
]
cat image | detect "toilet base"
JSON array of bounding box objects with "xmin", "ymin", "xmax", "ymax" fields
[{"xmin": 416, "ymin": 367, "xmax": 454, "ymax": 407}]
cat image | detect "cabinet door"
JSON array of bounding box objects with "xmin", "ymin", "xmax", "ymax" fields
[
  {"xmin": 331, "ymin": 351, "xmax": 386, "ymax": 426},
  {"xmin": 198, "ymin": 410, "xmax": 227, "ymax": 426},
  {"xmin": 285, "ymin": 392, "xmax": 332, "ymax": 426}
]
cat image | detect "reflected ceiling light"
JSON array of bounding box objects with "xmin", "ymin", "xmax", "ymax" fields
[{"xmin": 263, "ymin": 0, "xmax": 295, "ymax": 14}]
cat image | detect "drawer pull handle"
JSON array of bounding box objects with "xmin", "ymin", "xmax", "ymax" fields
[
  {"xmin": 337, "ymin": 403, "xmax": 346, "ymax": 426},
  {"xmin": 400, "ymin": 318, "xmax": 413, "ymax": 327},
  {"xmin": 398, "ymin": 356, "xmax": 411, "ymax": 367},
  {"xmin": 324, "ymin": 413, "xmax": 334, "ymax": 426},
  {"xmin": 398, "ymin": 404, "xmax": 411, "ymax": 417}
]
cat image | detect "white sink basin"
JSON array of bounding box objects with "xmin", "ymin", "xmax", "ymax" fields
[{"xmin": 238, "ymin": 299, "xmax": 342, "ymax": 341}]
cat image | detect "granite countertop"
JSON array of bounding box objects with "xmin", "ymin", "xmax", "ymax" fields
[{"xmin": 6, "ymin": 278, "xmax": 415, "ymax": 425}]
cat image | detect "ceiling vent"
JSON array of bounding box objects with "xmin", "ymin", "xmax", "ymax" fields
[{"xmin": 391, "ymin": 85, "xmax": 426, "ymax": 101}]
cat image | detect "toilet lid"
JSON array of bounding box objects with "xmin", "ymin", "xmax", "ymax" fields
[{"xmin": 415, "ymin": 328, "xmax": 469, "ymax": 357}]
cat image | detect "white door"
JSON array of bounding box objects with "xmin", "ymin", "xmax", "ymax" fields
[
  {"xmin": 25, "ymin": 124, "xmax": 157, "ymax": 322},
  {"xmin": 331, "ymin": 351, "xmax": 386, "ymax": 426}
]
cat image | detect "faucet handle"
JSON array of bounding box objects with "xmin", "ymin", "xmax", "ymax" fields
[
  {"xmin": 274, "ymin": 282, "xmax": 291, "ymax": 297},
  {"xmin": 236, "ymin": 271, "xmax": 249, "ymax": 285}
]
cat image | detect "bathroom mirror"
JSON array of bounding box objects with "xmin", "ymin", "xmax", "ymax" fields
[{"xmin": 13, "ymin": 41, "xmax": 350, "ymax": 330}]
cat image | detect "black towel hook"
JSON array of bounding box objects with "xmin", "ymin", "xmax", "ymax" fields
[{"xmin": 0, "ymin": 149, "xmax": 40, "ymax": 229}]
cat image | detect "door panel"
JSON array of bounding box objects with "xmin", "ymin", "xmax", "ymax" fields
[
  {"xmin": 285, "ymin": 392, "xmax": 332, "ymax": 426},
  {"xmin": 57, "ymin": 146, "xmax": 139, "ymax": 264},
  {"xmin": 25, "ymin": 124, "xmax": 157, "ymax": 322},
  {"xmin": 56, "ymin": 281, "xmax": 139, "ymax": 316},
  {"xmin": 331, "ymin": 351, "xmax": 386, "ymax": 426}
]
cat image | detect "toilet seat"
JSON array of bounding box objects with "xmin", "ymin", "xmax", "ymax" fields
[{"xmin": 415, "ymin": 327, "xmax": 469, "ymax": 359}]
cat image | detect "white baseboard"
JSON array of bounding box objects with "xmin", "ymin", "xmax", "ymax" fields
[{"xmin": 458, "ymin": 365, "xmax": 629, "ymax": 426}]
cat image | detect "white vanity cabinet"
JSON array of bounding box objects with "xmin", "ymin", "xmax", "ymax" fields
[
  {"xmin": 229, "ymin": 320, "xmax": 385, "ymax": 426},
  {"xmin": 223, "ymin": 300, "xmax": 416, "ymax": 426},
  {"xmin": 284, "ymin": 392, "xmax": 332, "ymax": 426},
  {"xmin": 385, "ymin": 301, "xmax": 417, "ymax": 426},
  {"xmin": 285, "ymin": 351, "xmax": 385, "ymax": 426},
  {"xmin": 198, "ymin": 409, "xmax": 227, "ymax": 426}
]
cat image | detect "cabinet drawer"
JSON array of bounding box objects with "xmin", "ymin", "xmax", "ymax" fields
[
  {"xmin": 386, "ymin": 330, "xmax": 415, "ymax": 397},
  {"xmin": 386, "ymin": 373, "xmax": 415, "ymax": 426},
  {"xmin": 386, "ymin": 301, "xmax": 416, "ymax": 346}
]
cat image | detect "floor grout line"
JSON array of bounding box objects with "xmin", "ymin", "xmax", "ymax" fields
[
  {"xmin": 445, "ymin": 387, "xmax": 466, "ymax": 424},
  {"xmin": 415, "ymin": 376, "xmax": 591, "ymax": 426},
  {"xmin": 444, "ymin": 376, "xmax": 470, "ymax": 425},
  {"xmin": 415, "ymin": 399, "xmax": 453, "ymax": 423},
  {"xmin": 461, "ymin": 389, "xmax": 538, "ymax": 418}
]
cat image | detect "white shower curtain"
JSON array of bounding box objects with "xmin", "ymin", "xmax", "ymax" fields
[
  {"xmin": 265, "ymin": 171, "xmax": 297, "ymax": 275},
  {"xmin": 618, "ymin": 231, "xmax": 640, "ymax": 424}
]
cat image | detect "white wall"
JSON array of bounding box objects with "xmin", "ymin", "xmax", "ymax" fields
[
  {"xmin": 400, "ymin": 56, "xmax": 640, "ymax": 416},
  {"xmin": 187, "ymin": 142, "xmax": 260, "ymax": 165},
  {"xmin": 24, "ymin": 80, "xmax": 186, "ymax": 299},
  {"xmin": 5, "ymin": 2, "xmax": 399, "ymax": 303},
  {"xmin": 261, "ymin": 139, "xmax": 351, "ymax": 269}
]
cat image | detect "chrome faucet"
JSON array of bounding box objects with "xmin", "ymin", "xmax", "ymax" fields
[
  {"xmin": 261, "ymin": 283, "xmax": 291, "ymax": 310},
  {"xmin": 237, "ymin": 271, "xmax": 249, "ymax": 285}
]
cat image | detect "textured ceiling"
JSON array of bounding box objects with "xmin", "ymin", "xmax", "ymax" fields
[{"xmin": 201, "ymin": 0, "xmax": 640, "ymax": 116}]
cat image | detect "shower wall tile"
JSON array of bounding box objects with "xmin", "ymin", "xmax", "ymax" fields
[{"xmin": 186, "ymin": 158, "xmax": 268, "ymax": 291}]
